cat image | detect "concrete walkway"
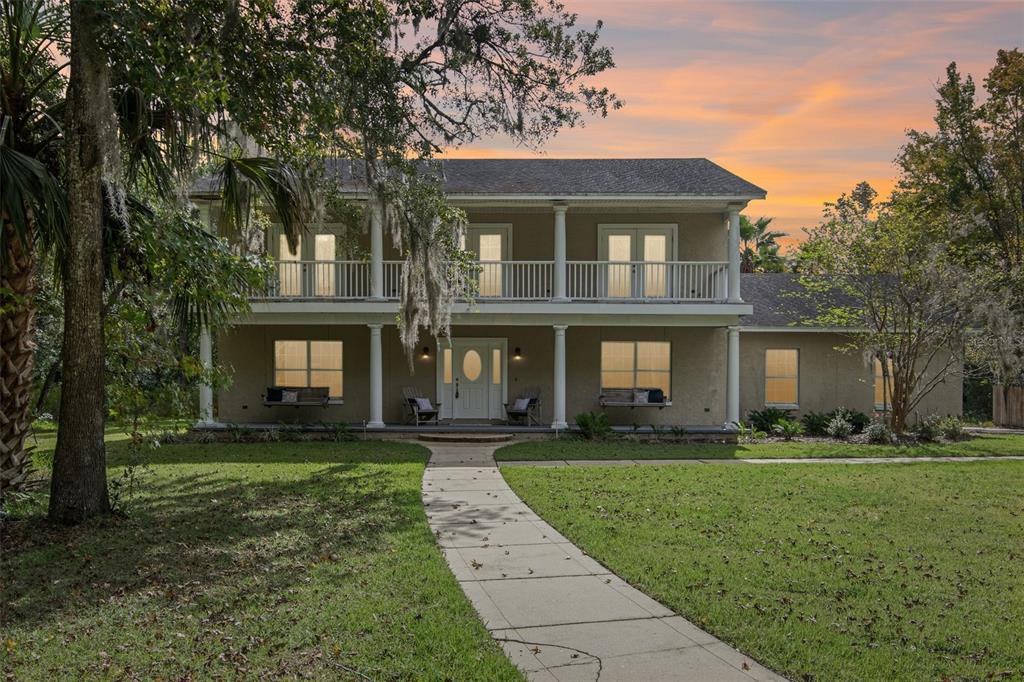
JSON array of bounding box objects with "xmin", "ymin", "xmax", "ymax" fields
[
  {"xmin": 423, "ymin": 443, "xmax": 785, "ymax": 682},
  {"xmin": 499, "ymin": 454, "xmax": 1024, "ymax": 467}
]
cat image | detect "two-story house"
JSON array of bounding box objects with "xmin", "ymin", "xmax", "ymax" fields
[{"xmin": 191, "ymin": 158, "xmax": 961, "ymax": 431}]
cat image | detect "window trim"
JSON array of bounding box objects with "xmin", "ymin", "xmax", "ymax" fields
[
  {"xmin": 874, "ymin": 357, "xmax": 893, "ymax": 411},
  {"xmin": 273, "ymin": 339, "xmax": 344, "ymax": 400},
  {"xmin": 764, "ymin": 348, "xmax": 799, "ymax": 408},
  {"xmin": 600, "ymin": 340, "xmax": 672, "ymax": 397}
]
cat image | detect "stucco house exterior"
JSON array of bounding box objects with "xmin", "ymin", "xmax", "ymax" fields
[{"xmin": 191, "ymin": 158, "xmax": 962, "ymax": 431}]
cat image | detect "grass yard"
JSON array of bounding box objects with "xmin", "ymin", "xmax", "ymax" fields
[
  {"xmin": 2, "ymin": 439, "xmax": 520, "ymax": 681},
  {"xmin": 494, "ymin": 433, "xmax": 1024, "ymax": 461},
  {"xmin": 503, "ymin": 462, "xmax": 1024, "ymax": 681}
]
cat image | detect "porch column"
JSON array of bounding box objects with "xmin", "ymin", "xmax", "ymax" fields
[
  {"xmin": 368, "ymin": 324, "xmax": 385, "ymax": 427},
  {"xmin": 726, "ymin": 325, "xmax": 740, "ymax": 425},
  {"xmin": 552, "ymin": 325, "xmax": 568, "ymax": 429},
  {"xmin": 198, "ymin": 325, "xmax": 214, "ymax": 425},
  {"xmin": 370, "ymin": 201, "xmax": 384, "ymax": 300},
  {"xmin": 728, "ymin": 206, "xmax": 741, "ymax": 303},
  {"xmin": 552, "ymin": 203, "xmax": 568, "ymax": 301}
]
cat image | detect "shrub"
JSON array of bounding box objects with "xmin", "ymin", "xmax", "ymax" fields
[
  {"xmin": 747, "ymin": 407, "xmax": 792, "ymax": 433},
  {"xmin": 939, "ymin": 416, "xmax": 965, "ymax": 441},
  {"xmin": 830, "ymin": 407, "xmax": 870, "ymax": 434},
  {"xmin": 772, "ymin": 418, "xmax": 805, "ymax": 441},
  {"xmin": 914, "ymin": 414, "xmax": 943, "ymax": 442},
  {"xmin": 864, "ymin": 418, "xmax": 892, "ymax": 444},
  {"xmin": 826, "ymin": 416, "xmax": 853, "ymax": 440},
  {"xmin": 575, "ymin": 412, "xmax": 613, "ymax": 441},
  {"xmin": 800, "ymin": 411, "xmax": 831, "ymax": 437},
  {"xmin": 735, "ymin": 421, "xmax": 767, "ymax": 442}
]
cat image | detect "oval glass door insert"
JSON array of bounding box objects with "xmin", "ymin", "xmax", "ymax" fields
[{"xmin": 462, "ymin": 349, "xmax": 482, "ymax": 381}]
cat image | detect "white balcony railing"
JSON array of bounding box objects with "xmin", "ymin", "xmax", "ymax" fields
[
  {"xmin": 567, "ymin": 261, "xmax": 728, "ymax": 301},
  {"xmin": 261, "ymin": 260, "xmax": 728, "ymax": 302}
]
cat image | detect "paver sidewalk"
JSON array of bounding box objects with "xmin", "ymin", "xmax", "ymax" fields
[{"xmin": 423, "ymin": 443, "xmax": 786, "ymax": 682}]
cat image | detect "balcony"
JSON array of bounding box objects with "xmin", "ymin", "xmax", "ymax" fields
[{"xmin": 262, "ymin": 260, "xmax": 729, "ymax": 302}]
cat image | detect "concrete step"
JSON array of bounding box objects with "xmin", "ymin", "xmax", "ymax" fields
[{"xmin": 418, "ymin": 432, "xmax": 515, "ymax": 443}]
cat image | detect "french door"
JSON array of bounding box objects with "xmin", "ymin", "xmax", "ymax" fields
[
  {"xmin": 598, "ymin": 226, "xmax": 675, "ymax": 298},
  {"xmin": 276, "ymin": 232, "xmax": 340, "ymax": 297},
  {"xmin": 463, "ymin": 225, "xmax": 510, "ymax": 297}
]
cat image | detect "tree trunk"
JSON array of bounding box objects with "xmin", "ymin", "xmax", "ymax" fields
[
  {"xmin": 48, "ymin": 2, "xmax": 111, "ymax": 524},
  {"xmin": 1, "ymin": 221, "xmax": 37, "ymax": 496}
]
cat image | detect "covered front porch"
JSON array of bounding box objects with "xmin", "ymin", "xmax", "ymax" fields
[{"xmin": 200, "ymin": 321, "xmax": 744, "ymax": 430}]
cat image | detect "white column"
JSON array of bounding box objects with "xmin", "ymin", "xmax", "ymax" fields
[
  {"xmin": 370, "ymin": 201, "xmax": 384, "ymax": 300},
  {"xmin": 726, "ymin": 326, "xmax": 740, "ymax": 425},
  {"xmin": 728, "ymin": 206, "xmax": 741, "ymax": 303},
  {"xmin": 198, "ymin": 325, "xmax": 214, "ymax": 425},
  {"xmin": 552, "ymin": 203, "xmax": 568, "ymax": 301},
  {"xmin": 368, "ymin": 324, "xmax": 384, "ymax": 427},
  {"xmin": 552, "ymin": 325, "xmax": 568, "ymax": 429}
]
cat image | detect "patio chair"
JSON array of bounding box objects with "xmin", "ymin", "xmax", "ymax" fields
[
  {"xmin": 403, "ymin": 387, "xmax": 441, "ymax": 425},
  {"xmin": 504, "ymin": 388, "xmax": 542, "ymax": 426}
]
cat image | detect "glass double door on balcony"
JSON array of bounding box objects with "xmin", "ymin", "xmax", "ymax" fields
[
  {"xmin": 462, "ymin": 225, "xmax": 510, "ymax": 298},
  {"xmin": 599, "ymin": 226, "xmax": 675, "ymax": 298},
  {"xmin": 277, "ymin": 233, "xmax": 348, "ymax": 297}
]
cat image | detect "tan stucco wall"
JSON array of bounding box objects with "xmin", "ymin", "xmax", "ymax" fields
[
  {"xmin": 263, "ymin": 209, "xmax": 729, "ymax": 262},
  {"xmin": 217, "ymin": 324, "xmax": 726, "ymax": 425},
  {"xmin": 738, "ymin": 332, "xmax": 963, "ymax": 419}
]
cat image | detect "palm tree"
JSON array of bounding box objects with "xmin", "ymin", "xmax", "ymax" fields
[
  {"xmin": 739, "ymin": 215, "xmax": 787, "ymax": 273},
  {"xmin": 1, "ymin": 0, "xmax": 310, "ymax": 502}
]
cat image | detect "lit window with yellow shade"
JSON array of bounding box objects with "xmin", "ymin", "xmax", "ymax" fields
[
  {"xmin": 600, "ymin": 341, "xmax": 670, "ymax": 396},
  {"xmin": 274, "ymin": 340, "xmax": 343, "ymax": 398},
  {"xmin": 874, "ymin": 357, "xmax": 893, "ymax": 410},
  {"xmin": 765, "ymin": 349, "xmax": 798, "ymax": 407}
]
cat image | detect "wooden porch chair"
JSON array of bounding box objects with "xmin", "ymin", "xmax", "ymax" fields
[
  {"xmin": 504, "ymin": 388, "xmax": 542, "ymax": 426},
  {"xmin": 403, "ymin": 387, "xmax": 441, "ymax": 425}
]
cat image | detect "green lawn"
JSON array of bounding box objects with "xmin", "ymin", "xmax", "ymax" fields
[
  {"xmin": 495, "ymin": 433, "xmax": 1024, "ymax": 461},
  {"xmin": 503, "ymin": 462, "xmax": 1024, "ymax": 681},
  {"xmin": 2, "ymin": 440, "xmax": 520, "ymax": 681}
]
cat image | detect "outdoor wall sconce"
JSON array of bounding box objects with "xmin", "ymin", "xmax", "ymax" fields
[
  {"xmin": 513, "ymin": 347, "xmax": 522, "ymax": 360},
  {"xmin": 421, "ymin": 346, "xmax": 430, "ymax": 359}
]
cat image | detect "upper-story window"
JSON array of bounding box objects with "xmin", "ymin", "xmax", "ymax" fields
[
  {"xmin": 765, "ymin": 348, "xmax": 798, "ymax": 407},
  {"xmin": 276, "ymin": 233, "xmax": 338, "ymax": 297},
  {"xmin": 601, "ymin": 341, "xmax": 671, "ymax": 396},
  {"xmin": 598, "ymin": 225, "xmax": 676, "ymax": 298}
]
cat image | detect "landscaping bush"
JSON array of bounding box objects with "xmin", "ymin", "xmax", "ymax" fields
[
  {"xmin": 914, "ymin": 414, "xmax": 943, "ymax": 442},
  {"xmin": 826, "ymin": 415, "xmax": 853, "ymax": 440},
  {"xmin": 800, "ymin": 411, "xmax": 831, "ymax": 437},
  {"xmin": 747, "ymin": 407, "xmax": 792, "ymax": 433},
  {"xmin": 772, "ymin": 418, "xmax": 805, "ymax": 441},
  {"xmin": 575, "ymin": 411, "xmax": 613, "ymax": 440},
  {"xmin": 864, "ymin": 418, "xmax": 893, "ymax": 444},
  {"xmin": 939, "ymin": 416, "xmax": 966, "ymax": 441},
  {"xmin": 735, "ymin": 421, "xmax": 767, "ymax": 442},
  {"xmin": 830, "ymin": 407, "xmax": 870, "ymax": 434}
]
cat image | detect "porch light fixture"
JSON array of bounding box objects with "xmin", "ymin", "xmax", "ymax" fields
[
  {"xmin": 513, "ymin": 347, "xmax": 522, "ymax": 360},
  {"xmin": 421, "ymin": 346, "xmax": 431, "ymax": 359}
]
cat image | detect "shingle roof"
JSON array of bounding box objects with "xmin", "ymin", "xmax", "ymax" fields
[
  {"xmin": 740, "ymin": 273, "xmax": 856, "ymax": 328},
  {"xmin": 193, "ymin": 158, "xmax": 765, "ymax": 198}
]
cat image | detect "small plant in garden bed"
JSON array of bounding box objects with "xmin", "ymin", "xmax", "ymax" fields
[
  {"xmin": 772, "ymin": 418, "xmax": 805, "ymax": 441},
  {"xmin": 735, "ymin": 421, "xmax": 768, "ymax": 442},
  {"xmin": 826, "ymin": 415, "xmax": 854, "ymax": 440},
  {"xmin": 575, "ymin": 411, "xmax": 613, "ymax": 441},
  {"xmin": 800, "ymin": 411, "xmax": 831, "ymax": 437},
  {"xmin": 913, "ymin": 414, "xmax": 943, "ymax": 442},
  {"xmin": 864, "ymin": 418, "xmax": 893, "ymax": 444},
  {"xmin": 939, "ymin": 416, "xmax": 965, "ymax": 441},
  {"xmin": 747, "ymin": 407, "xmax": 792, "ymax": 433}
]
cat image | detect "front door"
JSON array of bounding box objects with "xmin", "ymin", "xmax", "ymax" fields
[
  {"xmin": 454, "ymin": 344, "xmax": 489, "ymax": 419},
  {"xmin": 438, "ymin": 338, "xmax": 507, "ymax": 420}
]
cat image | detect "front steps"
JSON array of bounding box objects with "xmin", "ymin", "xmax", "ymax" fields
[{"xmin": 417, "ymin": 432, "xmax": 515, "ymax": 444}]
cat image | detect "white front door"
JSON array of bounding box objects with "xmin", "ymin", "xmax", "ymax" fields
[{"xmin": 438, "ymin": 338, "xmax": 507, "ymax": 420}]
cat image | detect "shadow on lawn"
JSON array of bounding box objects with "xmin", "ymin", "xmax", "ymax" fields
[{"xmin": 2, "ymin": 445, "xmax": 427, "ymax": 632}]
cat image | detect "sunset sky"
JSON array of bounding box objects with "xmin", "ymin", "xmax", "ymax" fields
[{"xmin": 448, "ymin": 0, "xmax": 1023, "ymax": 245}]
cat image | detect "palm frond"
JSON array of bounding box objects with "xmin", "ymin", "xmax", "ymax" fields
[
  {"xmin": 0, "ymin": 138, "xmax": 66, "ymax": 254},
  {"xmin": 213, "ymin": 157, "xmax": 315, "ymax": 253}
]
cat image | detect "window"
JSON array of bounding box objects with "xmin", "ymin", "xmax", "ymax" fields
[
  {"xmin": 313, "ymin": 234, "xmax": 336, "ymax": 297},
  {"xmin": 600, "ymin": 341, "xmax": 670, "ymax": 396},
  {"xmin": 765, "ymin": 349, "xmax": 798, "ymax": 406},
  {"xmin": 874, "ymin": 357, "xmax": 893, "ymax": 410},
  {"xmin": 274, "ymin": 340, "xmax": 343, "ymax": 397},
  {"xmin": 278, "ymin": 235, "xmax": 302, "ymax": 296}
]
